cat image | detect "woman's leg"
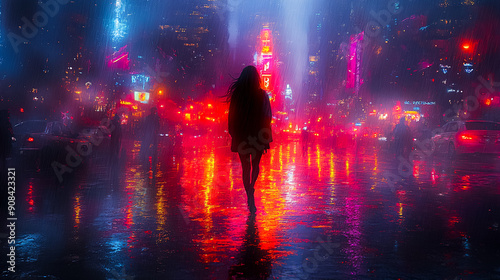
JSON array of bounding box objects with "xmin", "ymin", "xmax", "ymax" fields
[
  {"xmin": 250, "ymin": 151, "xmax": 263, "ymax": 187},
  {"xmin": 246, "ymin": 151, "xmax": 263, "ymax": 213},
  {"xmin": 238, "ymin": 153, "xmax": 251, "ymax": 190},
  {"xmin": 239, "ymin": 152, "xmax": 256, "ymax": 213}
]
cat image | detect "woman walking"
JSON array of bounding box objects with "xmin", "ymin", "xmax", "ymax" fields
[{"xmin": 227, "ymin": 66, "xmax": 273, "ymax": 214}]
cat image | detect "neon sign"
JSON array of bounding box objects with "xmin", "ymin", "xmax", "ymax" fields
[
  {"xmin": 131, "ymin": 74, "xmax": 151, "ymax": 90},
  {"xmin": 134, "ymin": 91, "xmax": 150, "ymax": 104},
  {"xmin": 262, "ymin": 75, "xmax": 271, "ymax": 90},
  {"xmin": 404, "ymin": 101, "xmax": 435, "ymax": 105},
  {"xmin": 263, "ymin": 61, "xmax": 270, "ymax": 72},
  {"xmin": 259, "ymin": 28, "xmax": 273, "ymax": 92}
]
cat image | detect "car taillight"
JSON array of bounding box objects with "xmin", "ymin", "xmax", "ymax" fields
[
  {"xmin": 28, "ymin": 137, "xmax": 34, "ymax": 142},
  {"xmin": 459, "ymin": 133, "xmax": 474, "ymax": 141}
]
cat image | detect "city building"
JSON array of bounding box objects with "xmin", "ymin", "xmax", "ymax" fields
[{"xmin": 158, "ymin": 0, "xmax": 227, "ymax": 98}]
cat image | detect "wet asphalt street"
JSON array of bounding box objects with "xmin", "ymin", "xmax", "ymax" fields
[{"xmin": 1, "ymin": 135, "xmax": 500, "ymax": 280}]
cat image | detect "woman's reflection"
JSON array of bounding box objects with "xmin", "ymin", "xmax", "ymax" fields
[{"xmin": 228, "ymin": 214, "xmax": 272, "ymax": 280}]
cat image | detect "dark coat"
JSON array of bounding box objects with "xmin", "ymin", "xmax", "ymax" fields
[
  {"xmin": 228, "ymin": 89, "xmax": 272, "ymax": 153},
  {"xmin": 393, "ymin": 122, "xmax": 412, "ymax": 155}
]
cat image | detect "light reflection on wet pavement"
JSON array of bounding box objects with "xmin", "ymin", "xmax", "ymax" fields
[{"xmin": 3, "ymin": 136, "xmax": 500, "ymax": 279}]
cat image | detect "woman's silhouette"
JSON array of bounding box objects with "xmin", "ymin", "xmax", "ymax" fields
[{"xmin": 226, "ymin": 66, "xmax": 272, "ymax": 214}]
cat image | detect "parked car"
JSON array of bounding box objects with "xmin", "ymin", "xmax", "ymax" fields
[
  {"xmin": 12, "ymin": 120, "xmax": 48, "ymax": 154},
  {"xmin": 432, "ymin": 120, "xmax": 500, "ymax": 157},
  {"xmin": 79, "ymin": 125, "xmax": 112, "ymax": 151},
  {"xmin": 20, "ymin": 121, "xmax": 92, "ymax": 169}
]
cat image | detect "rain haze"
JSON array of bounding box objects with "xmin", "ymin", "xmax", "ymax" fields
[{"xmin": 1, "ymin": 0, "xmax": 500, "ymax": 279}]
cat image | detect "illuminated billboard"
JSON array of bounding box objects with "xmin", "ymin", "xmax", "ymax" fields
[{"xmin": 134, "ymin": 91, "xmax": 150, "ymax": 104}]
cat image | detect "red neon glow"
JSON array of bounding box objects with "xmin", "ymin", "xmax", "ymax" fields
[
  {"xmin": 28, "ymin": 137, "xmax": 34, "ymax": 142},
  {"xmin": 106, "ymin": 45, "xmax": 130, "ymax": 70},
  {"xmin": 27, "ymin": 183, "xmax": 34, "ymax": 212},
  {"xmin": 112, "ymin": 53, "xmax": 128, "ymax": 64}
]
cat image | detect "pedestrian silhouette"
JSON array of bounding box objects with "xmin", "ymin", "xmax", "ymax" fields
[
  {"xmin": 301, "ymin": 127, "xmax": 309, "ymax": 155},
  {"xmin": 110, "ymin": 114, "xmax": 122, "ymax": 161},
  {"xmin": 140, "ymin": 107, "xmax": 160, "ymax": 164},
  {"xmin": 109, "ymin": 114, "xmax": 122, "ymax": 186},
  {"xmin": 393, "ymin": 116, "xmax": 412, "ymax": 158},
  {"xmin": 226, "ymin": 66, "xmax": 273, "ymax": 214}
]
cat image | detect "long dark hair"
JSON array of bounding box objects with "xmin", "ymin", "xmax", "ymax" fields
[{"xmin": 224, "ymin": 65, "xmax": 261, "ymax": 103}]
